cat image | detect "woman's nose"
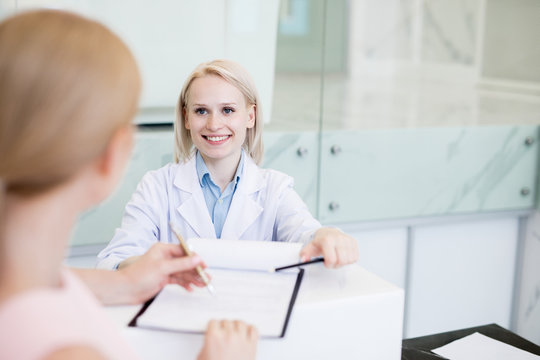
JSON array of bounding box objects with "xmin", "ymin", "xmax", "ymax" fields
[{"xmin": 206, "ymin": 113, "xmax": 222, "ymax": 131}]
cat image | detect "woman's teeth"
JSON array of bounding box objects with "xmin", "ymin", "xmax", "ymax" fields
[{"xmin": 206, "ymin": 135, "xmax": 229, "ymax": 141}]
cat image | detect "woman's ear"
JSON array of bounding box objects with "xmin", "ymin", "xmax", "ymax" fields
[
  {"xmin": 92, "ymin": 125, "xmax": 134, "ymax": 200},
  {"xmin": 183, "ymin": 107, "xmax": 190, "ymax": 130},
  {"xmin": 246, "ymin": 104, "xmax": 256, "ymax": 129}
]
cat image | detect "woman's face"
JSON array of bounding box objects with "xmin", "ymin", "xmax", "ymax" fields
[{"xmin": 184, "ymin": 75, "xmax": 255, "ymax": 168}]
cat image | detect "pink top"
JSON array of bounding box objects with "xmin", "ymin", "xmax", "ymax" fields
[{"xmin": 0, "ymin": 268, "xmax": 140, "ymax": 360}]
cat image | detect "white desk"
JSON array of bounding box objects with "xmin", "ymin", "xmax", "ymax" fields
[{"xmin": 106, "ymin": 265, "xmax": 404, "ymax": 360}]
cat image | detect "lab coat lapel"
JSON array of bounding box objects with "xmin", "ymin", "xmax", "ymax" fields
[
  {"xmin": 221, "ymin": 156, "xmax": 264, "ymax": 240},
  {"xmin": 173, "ymin": 158, "xmax": 216, "ymax": 238}
]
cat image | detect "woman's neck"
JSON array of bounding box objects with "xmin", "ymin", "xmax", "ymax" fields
[
  {"xmin": 0, "ymin": 187, "xmax": 80, "ymax": 301},
  {"xmin": 202, "ymin": 152, "xmax": 242, "ymax": 192}
]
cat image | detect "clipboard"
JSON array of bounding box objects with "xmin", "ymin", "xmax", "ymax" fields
[{"xmin": 128, "ymin": 238, "xmax": 306, "ymax": 338}]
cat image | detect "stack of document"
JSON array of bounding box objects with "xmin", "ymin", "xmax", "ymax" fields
[{"xmin": 432, "ymin": 332, "xmax": 540, "ymax": 360}]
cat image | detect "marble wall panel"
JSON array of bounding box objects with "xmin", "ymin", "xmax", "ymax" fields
[
  {"xmin": 516, "ymin": 211, "xmax": 540, "ymax": 344},
  {"xmin": 421, "ymin": 0, "xmax": 480, "ymax": 66},
  {"xmin": 319, "ymin": 126, "xmax": 537, "ymax": 223}
]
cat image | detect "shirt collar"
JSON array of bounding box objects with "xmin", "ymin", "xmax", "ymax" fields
[
  {"xmin": 195, "ymin": 150, "xmax": 245, "ymax": 188},
  {"xmin": 234, "ymin": 150, "xmax": 245, "ymax": 185},
  {"xmin": 195, "ymin": 151, "xmax": 210, "ymax": 187}
]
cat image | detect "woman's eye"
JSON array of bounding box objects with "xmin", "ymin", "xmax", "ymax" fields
[
  {"xmin": 223, "ymin": 107, "xmax": 234, "ymax": 114},
  {"xmin": 195, "ymin": 108, "xmax": 207, "ymax": 115}
]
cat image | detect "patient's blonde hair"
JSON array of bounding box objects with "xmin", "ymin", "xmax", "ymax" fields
[
  {"xmin": 0, "ymin": 10, "xmax": 141, "ymax": 196},
  {"xmin": 174, "ymin": 59, "xmax": 264, "ymax": 164}
]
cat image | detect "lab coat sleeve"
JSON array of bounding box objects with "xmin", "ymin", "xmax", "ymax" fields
[
  {"xmin": 96, "ymin": 169, "xmax": 168, "ymax": 270},
  {"xmin": 271, "ymin": 173, "xmax": 321, "ymax": 244}
]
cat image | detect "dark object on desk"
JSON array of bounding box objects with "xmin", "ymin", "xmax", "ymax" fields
[
  {"xmin": 274, "ymin": 257, "xmax": 324, "ymax": 272},
  {"xmin": 401, "ymin": 323, "xmax": 540, "ymax": 359}
]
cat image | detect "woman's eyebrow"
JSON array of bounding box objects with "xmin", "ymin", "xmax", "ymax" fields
[{"xmin": 190, "ymin": 102, "xmax": 238, "ymax": 106}]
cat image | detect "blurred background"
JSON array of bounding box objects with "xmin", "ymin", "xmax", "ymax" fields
[{"xmin": 1, "ymin": 0, "xmax": 539, "ymax": 343}]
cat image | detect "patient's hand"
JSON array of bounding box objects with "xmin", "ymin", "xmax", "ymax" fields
[
  {"xmin": 119, "ymin": 243, "xmax": 207, "ymax": 303},
  {"xmin": 198, "ymin": 320, "xmax": 258, "ymax": 360},
  {"xmin": 72, "ymin": 243, "xmax": 207, "ymax": 306}
]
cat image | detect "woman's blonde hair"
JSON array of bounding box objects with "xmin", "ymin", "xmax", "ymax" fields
[
  {"xmin": 174, "ymin": 59, "xmax": 264, "ymax": 164},
  {"xmin": 0, "ymin": 10, "xmax": 141, "ymax": 196}
]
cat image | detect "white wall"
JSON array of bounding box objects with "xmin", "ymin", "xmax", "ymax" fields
[
  {"xmin": 406, "ymin": 217, "xmax": 518, "ymax": 337},
  {"xmin": 3, "ymin": 0, "xmax": 279, "ymax": 123}
]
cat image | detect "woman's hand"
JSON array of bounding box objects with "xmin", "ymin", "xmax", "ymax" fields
[
  {"xmin": 118, "ymin": 243, "xmax": 207, "ymax": 304},
  {"xmin": 197, "ymin": 320, "xmax": 259, "ymax": 360},
  {"xmin": 72, "ymin": 243, "xmax": 208, "ymax": 305},
  {"xmin": 299, "ymin": 227, "xmax": 359, "ymax": 268}
]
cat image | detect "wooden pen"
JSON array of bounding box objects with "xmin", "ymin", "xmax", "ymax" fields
[{"xmin": 169, "ymin": 222, "xmax": 216, "ymax": 296}]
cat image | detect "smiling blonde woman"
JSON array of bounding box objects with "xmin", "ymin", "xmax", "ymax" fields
[{"xmin": 97, "ymin": 59, "xmax": 360, "ymax": 273}]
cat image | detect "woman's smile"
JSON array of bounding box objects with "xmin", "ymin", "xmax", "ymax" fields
[{"xmin": 203, "ymin": 134, "xmax": 232, "ymax": 144}]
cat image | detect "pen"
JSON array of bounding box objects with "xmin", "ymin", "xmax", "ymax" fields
[
  {"xmin": 272, "ymin": 257, "xmax": 325, "ymax": 272},
  {"xmin": 169, "ymin": 222, "xmax": 216, "ymax": 297}
]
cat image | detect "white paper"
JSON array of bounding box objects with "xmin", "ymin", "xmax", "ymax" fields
[
  {"xmin": 432, "ymin": 332, "xmax": 540, "ymax": 360},
  {"xmin": 136, "ymin": 268, "xmax": 300, "ymax": 337},
  {"xmin": 187, "ymin": 238, "xmax": 303, "ymax": 271}
]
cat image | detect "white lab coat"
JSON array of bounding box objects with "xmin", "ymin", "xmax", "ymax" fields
[{"xmin": 96, "ymin": 155, "xmax": 321, "ymax": 269}]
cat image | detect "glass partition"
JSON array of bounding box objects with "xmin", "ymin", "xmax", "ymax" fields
[
  {"xmin": 2, "ymin": 0, "xmax": 538, "ymax": 246},
  {"xmin": 272, "ymin": 0, "xmax": 540, "ymax": 222},
  {"xmin": 268, "ymin": 0, "xmax": 326, "ymax": 132},
  {"xmin": 317, "ymin": 0, "xmax": 540, "ymax": 131}
]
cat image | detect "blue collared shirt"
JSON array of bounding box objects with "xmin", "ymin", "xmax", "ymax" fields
[{"xmin": 195, "ymin": 151, "xmax": 244, "ymax": 238}]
